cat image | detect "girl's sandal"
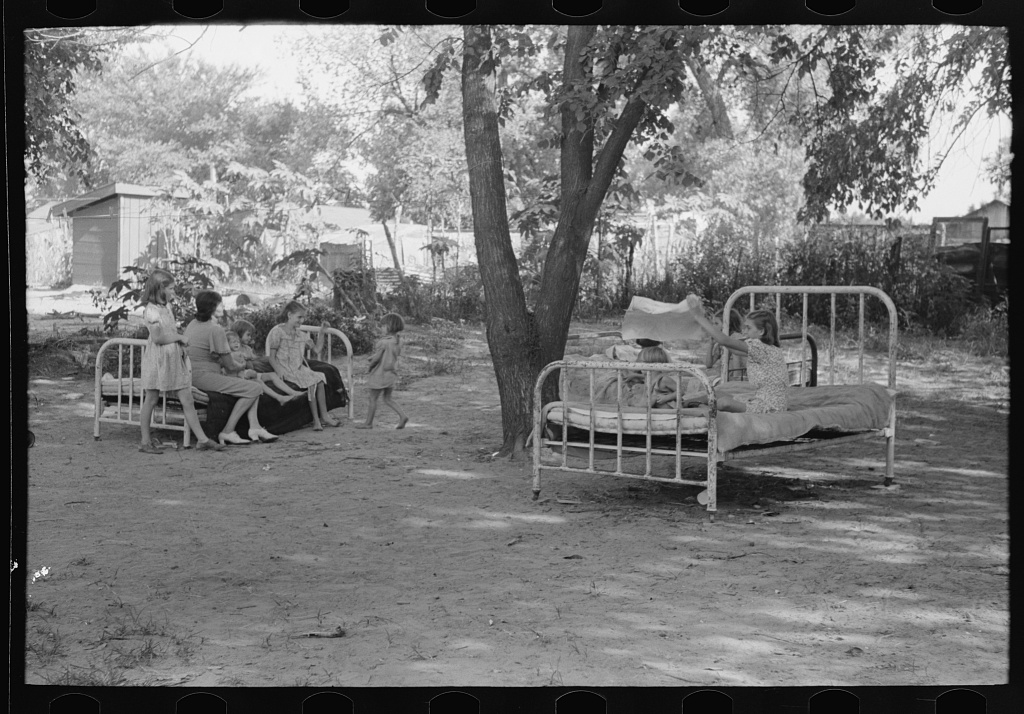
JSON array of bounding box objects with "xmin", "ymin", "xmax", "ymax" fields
[
  {"xmin": 138, "ymin": 444, "xmax": 165, "ymax": 454},
  {"xmin": 323, "ymin": 417, "xmax": 341, "ymax": 428},
  {"xmin": 196, "ymin": 439, "xmax": 225, "ymax": 452}
]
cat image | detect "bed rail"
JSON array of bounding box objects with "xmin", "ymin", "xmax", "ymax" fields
[
  {"xmin": 723, "ymin": 286, "xmax": 898, "ymax": 390},
  {"xmin": 94, "ymin": 325, "xmax": 355, "ymax": 443},
  {"xmin": 532, "ymin": 361, "xmax": 721, "ymax": 514}
]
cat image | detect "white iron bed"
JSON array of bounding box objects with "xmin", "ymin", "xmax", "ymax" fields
[
  {"xmin": 532, "ymin": 286, "xmax": 898, "ymax": 520},
  {"xmin": 95, "ymin": 325, "xmax": 354, "ymax": 445}
]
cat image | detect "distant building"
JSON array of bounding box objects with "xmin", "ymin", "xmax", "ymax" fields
[
  {"xmin": 964, "ymin": 198, "xmax": 1010, "ymax": 228},
  {"xmin": 934, "ymin": 199, "xmax": 1010, "ymax": 247},
  {"xmin": 49, "ymin": 183, "xmax": 169, "ymax": 286}
]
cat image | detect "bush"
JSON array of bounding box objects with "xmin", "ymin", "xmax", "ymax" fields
[
  {"xmin": 243, "ymin": 301, "xmax": 379, "ymax": 357},
  {"xmin": 953, "ymin": 300, "xmax": 1009, "ymax": 358},
  {"xmin": 95, "ymin": 256, "xmax": 221, "ymax": 333}
]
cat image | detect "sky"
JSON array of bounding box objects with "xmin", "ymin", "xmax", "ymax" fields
[{"xmin": 164, "ymin": 24, "xmax": 1010, "ymax": 225}]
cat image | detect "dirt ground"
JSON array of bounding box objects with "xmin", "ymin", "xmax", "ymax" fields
[{"xmin": 19, "ymin": 289, "xmax": 1010, "ymax": 689}]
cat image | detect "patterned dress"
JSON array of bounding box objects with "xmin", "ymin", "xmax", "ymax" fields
[
  {"xmin": 741, "ymin": 338, "xmax": 789, "ymax": 414},
  {"xmin": 266, "ymin": 325, "xmax": 327, "ymax": 389},
  {"xmin": 141, "ymin": 303, "xmax": 191, "ymax": 392}
]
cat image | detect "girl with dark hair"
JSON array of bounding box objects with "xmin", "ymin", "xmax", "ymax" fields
[
  {"xmin": 266, "ymin": 301, "xmax": 339, "ymax": 431},
  {"xmin": 138, "ymin": 270, "xmax": 223, "ymax": 453},
  {"xmin": 682, "ymin": 296, "xmax": 789, "ymax": 414},
  {"xmin": 183, "ymin": 290, "xmax": 279, "ymax": 444}
]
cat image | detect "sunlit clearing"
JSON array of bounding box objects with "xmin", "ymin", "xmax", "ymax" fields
[
  {"xmin": 926, "ymin": 466, "xmax": 1006, "ymax": 479},
  {"xmin": 790, "ymin": 500, "xmax": 871, "ymax": 510},
  {"xmin": 478, "ymin": 510, "xmax": 567, "ymax": 524},
  {"xmin": 447, "ymin": 639, "xmax": 492, "ymax": 652},
  {"xmin": 873, "ymin": 553, "xmax": 932, "ymax": 564},
  {"xmin": 413, "ymin": 468, "xmax": 488, "ymax": 480},
  {"xmin": 608, "ymin": 612, "xmax": 677, "ymax": 630},
  {"xmin": 602, "ymin": 647, "xmax": 638, "ymax": 656},
  {"xmin": 856, "ymin": 587, "xmax": 940, "ymax": 601},
  {"xmin": 465, "ymin": 519, "xmax": 511, "ymax": 529},
  {"xmin": 701, "ymin": 636, "xmax": 778, "ymax": 655},
  {"xmin": 642, "ymin": 660, "xmax": 743, "ymax": 683}
]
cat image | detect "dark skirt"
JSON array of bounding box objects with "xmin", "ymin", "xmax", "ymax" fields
[{"xmin": 201, "ymin": 360, "xmax": 349, "ymax": 438}]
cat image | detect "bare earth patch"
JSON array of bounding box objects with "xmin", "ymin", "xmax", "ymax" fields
[{"xmin": 21, "ymin": 301, "xmax": 1008, "ymax": 689}]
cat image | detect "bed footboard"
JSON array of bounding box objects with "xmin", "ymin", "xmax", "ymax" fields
[{"xmin": 532, "ymin": 360, "xmax": 722, "ymax": 517}]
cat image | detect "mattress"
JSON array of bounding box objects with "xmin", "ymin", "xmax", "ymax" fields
[
  {"xmin": 545, "ymin": 382, "xmax": 893, "ymax": 453},
  {"xmin": 100, "ymin": 376, "xmax": 210, "ymax": 406}
]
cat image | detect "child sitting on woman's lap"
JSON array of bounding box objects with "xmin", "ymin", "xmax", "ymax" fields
[{"xmin": 223, "ymin": 321, "xmax": 305, "ymax": 406}]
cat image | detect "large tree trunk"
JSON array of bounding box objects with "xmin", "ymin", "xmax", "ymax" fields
[
  {"xmin": 534, "ymin": 26, "xmax": 649, "ymax": 373},
  {"xmin": 461, "ymin": 24, "xmax": 541, "ymax": 458}
]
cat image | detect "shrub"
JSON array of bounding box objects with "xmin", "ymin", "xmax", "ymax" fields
[
  {"xmin": 95, "ymin": 256, "xmax": 222, "ymax": 333},
  {"xmin": 243, "ymin": 300, "xmax": 379, "ymax": 357}
]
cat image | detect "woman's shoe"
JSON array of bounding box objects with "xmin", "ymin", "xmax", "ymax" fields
[
  {"xmin": 139, "ymin": 444, "xmax": 165, "ymax": 454},
  {"xmin": 196, "ymin": 439, "xmax": 225, "ymax": 452},
  {"xmin": 218, "ymin": 431, "xmax": 251, "ymax": 445},
  {"xmin": 249, "ymin": 427, "xmax": 279, "ymax": 442}
]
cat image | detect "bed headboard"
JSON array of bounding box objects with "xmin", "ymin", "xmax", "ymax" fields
[{"xmin": 723, "ymin": 286, "xmax": 898, "ymax": 390}]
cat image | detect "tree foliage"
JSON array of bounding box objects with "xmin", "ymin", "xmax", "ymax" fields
[{"xmin": 24, "ymin": 28, "xmax": 106, "ymax": 192}]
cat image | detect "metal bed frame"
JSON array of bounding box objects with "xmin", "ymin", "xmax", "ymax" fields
[
  {"xmin": 94, "ymin": 325, "xmax": 354, "ymax": 445},
  {"xmin": 532, "ymin": 285, "xmax": 898, "ymax": 520}
]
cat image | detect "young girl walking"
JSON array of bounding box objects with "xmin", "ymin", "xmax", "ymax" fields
[
  {"xmin": 683, "ymin": 294, "xmax": 789, "ymax": 414},
  {"xmin": 266, "ymin": 301, "xmax": 339, "ymax": 431},
  {"xmin": 138, "ymin": 269, "xmax": 224, "ymax": 453},
  {"xmin": 355, "ymin": 313, "xmax": 409, "ymax": 430}
]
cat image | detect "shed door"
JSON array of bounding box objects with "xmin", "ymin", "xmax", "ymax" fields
[{"xmin": 73, "ymin": 216, "xmax": 118, "ymax": 286}]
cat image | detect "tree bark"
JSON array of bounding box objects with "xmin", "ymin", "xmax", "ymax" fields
[
  {"xmin": 534, "ymin": 26, "xmax": 649, "ymax": 373},
  {"xmin": 462, "ymin": 24, "xmax": 542, "ymax": 457}
]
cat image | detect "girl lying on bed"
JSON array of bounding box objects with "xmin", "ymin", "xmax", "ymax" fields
[{"xmin": 657, "ymin": 295, "xmax": 788, "ymax": 414}]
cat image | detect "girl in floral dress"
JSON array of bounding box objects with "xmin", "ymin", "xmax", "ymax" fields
[
  {"xmin": 682, "ymin": 295, "xmax": 789, "ymax": 414},
  {"xmin": 266, "ymin": 301, "xmax": 339, "ymax": 431}
]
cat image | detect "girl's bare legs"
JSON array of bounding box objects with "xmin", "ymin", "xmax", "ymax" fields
[
  {"xmin": 260, "ymin": 381, "xmax": 294, "ymax": 406},
  {"xmin": 382, "ymin": 392, "xmax": 408, "ymax": 429},
  {"xmin": 317, "ymin": 383, "xmax": 339, "ymax": 426},
  {"xmin": 355, "ymin": 389, "xmax": 380, "ymax": 429},
  {"xmin": 260, "ymin": 372, "xmax": 303, "ymax": 397},
  {"xmin": 308, "ymin": 385, "xmax": 323, "ymax": 430},
  {"xmin": 175, "ymin": 388, "xmax": 213, "ymax": 443},
  {"xmin": 139, "ymin": 389, "xmax": 159, "ymax": 446}
]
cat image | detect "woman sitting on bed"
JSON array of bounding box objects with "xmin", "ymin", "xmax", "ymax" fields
[
  {"xmin": 184, "ymin": 291, "xmax": 280, "ymax": 444},
  {"xmin": 663, "ymin": 296, "xmax": 788, "ymax": 414}
]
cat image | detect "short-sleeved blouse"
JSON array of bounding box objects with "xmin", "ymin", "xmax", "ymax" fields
[
  {"xmin": 183, "ymin": 319, "xmax": 263, "ymax": 399},
  {"xmin": 742, "ymin": 338, "xmax": 789, "ymax": 414},
  {"xmin": 141, "ymin": 303, "xmax": 191, "ymax": 392},
  {"xmin": 184, "ymin": 320, "xmax": 232, "ymax": 374}
]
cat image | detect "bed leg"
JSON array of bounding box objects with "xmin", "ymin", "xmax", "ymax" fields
[{"xmin": 884, "ymin": 402, "xmax": 896, "ymax": 486}]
